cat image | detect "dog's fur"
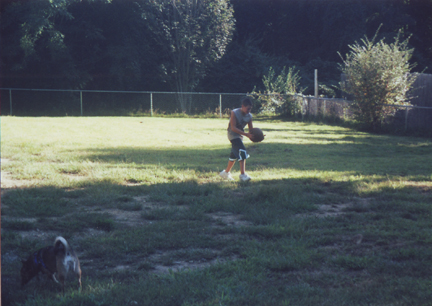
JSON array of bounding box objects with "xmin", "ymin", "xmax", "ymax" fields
[{"xmin": 20, "ymin": 236, "xmax": 82, "ymax": 293}]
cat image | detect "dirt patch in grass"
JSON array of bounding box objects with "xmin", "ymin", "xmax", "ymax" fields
[
  {"xmin": 1, "ymin": 216, "xmax": 39, "ymax": 223},
  {"xmin": 1, "ymin": 159, "xmax": 32, "ymax": 191},
  {"xmin": 297, "ymin": 198, "xmax": 372, "ymax": 218},
  {"xmin": 295, "ymin": 203, "xmax": 353, "ymax": 218},
  {"xmin": 106, "ymin": 208, "xmax": 148, "ymax": 226},
  {"xmin": 18, "ymin": 230, "xmax": 62, "ymax": 241},
  {"xmin": 207, "ymin": 211, "xmax": 253, "ymax": 228},
  {"xmin": 315, "ymin": 203, "xmax": 354, "ymax": 217},
  {"xmin": 145, "ymin": 248, "xmax": 238, "ymax": 274},
  {"xmin": 151, "ymin": 254, "xmax": 239, "ymax": 274},
  {"xmin": 81, "ymin": 207, "xmax": 151, "ymax": 227}
]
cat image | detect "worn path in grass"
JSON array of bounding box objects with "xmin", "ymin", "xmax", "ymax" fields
[{"xmin": 1, "ymin": 116, "xmax": 432, "ymax": 305}]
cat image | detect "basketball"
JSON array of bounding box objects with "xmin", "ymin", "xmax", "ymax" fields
[{"xmin": 250, "ymin": 128, "xmax": 264, "ymax": 142}]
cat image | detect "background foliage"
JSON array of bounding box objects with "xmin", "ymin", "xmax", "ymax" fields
[
  {"xmin": 340, "ymin": 30, "xmax": 417, "ymax": 131},
  {"xmin": 252, "ymin": 66, "xmax": 303, "ymax": 117},
  {"xmin": 140, "ymin": 0, "xmax": 235, "ymax": 113},
  {"xmin": 1, "ymin": 0, "xmax": 432, "ymax": 107}
]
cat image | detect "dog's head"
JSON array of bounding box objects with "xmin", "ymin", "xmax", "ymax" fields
[{"xmin": 20, "ymin": 258, "xmax": 36, "ymax": 287}]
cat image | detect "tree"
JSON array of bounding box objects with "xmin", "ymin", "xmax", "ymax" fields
[
  {"xmin": 63, "ymin": 0, "xmax": 161, "ymax": 91},
  {"xmin": 0, "ymin": 0, "xmax": 82, "ymax": 89},
  {"xmin": 197, "ymin": 38, "xmax": 282, "ymax": 93},
  {"xmin": 339, "ymin": 29, "xmax": 417, "ymax": 131},
  {"xmin": 406, "ymin": 0, "xmax": 432, "ymax": 73},
  {"xmin": 140, "ymin": 0, "xmax": 235, "ymax": 113},
  {"xmin": 0, "ymin": 0, "xmax": 163, "ymax": 91}
]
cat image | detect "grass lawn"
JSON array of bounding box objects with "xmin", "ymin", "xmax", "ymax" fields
[{"xmin": 1, "ymin": 116, "xmax": 432, "ymax": 305}]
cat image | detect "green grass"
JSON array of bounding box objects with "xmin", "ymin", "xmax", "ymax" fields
[{"xmin": 1, "ymin": 116, "xmax": 432, "ymax": 305}]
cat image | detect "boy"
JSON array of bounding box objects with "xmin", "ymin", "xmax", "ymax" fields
[{"xmin": 220, "ymin": 96, "xmax": 255, "ymax": 181}]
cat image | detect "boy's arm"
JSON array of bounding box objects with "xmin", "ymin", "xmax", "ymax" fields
[
  {"xmin": 230, "ymin": 111, "xmax": 254, "ymax": 140},
  {"xmin": 247, "ymin": 120, "xmax": 253, "ymax": 131}
]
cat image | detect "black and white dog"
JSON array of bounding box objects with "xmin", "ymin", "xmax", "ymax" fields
[{"xmin": 20, "ymin": 236, "xmax": 82, "ymax": 293}]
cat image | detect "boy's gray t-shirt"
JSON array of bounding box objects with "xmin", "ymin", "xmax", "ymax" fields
[{"xmin": 227, "ymin": 108, "xmax": 252, "ymax": 140}]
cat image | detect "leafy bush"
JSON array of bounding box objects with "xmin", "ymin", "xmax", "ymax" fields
[
  {"xmin": 253, "ymin": 66, "xmax": 304, "ymax": 117},
  {"xmin": 339, "ymin": 29, "xmax": 417, "ymax": 131}
]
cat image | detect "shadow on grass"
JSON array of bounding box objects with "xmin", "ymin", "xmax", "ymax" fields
[
  {"xmin": 2, "ymin": 169, "xmax": 432, "ymax": 306},
  {"xmin": 2, "ymin": 130, "xmax": 432, "ymax": 305},
  {"xmin": 76, "ymin": 138, "xmax": 432, "ymax": 177}
]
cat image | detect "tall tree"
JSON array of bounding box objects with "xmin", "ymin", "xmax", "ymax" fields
[
  {"xmin": 406, "ymin": 0, "xmax": 432, "ymax": 72},
  {"xmin": 140, "ymin": 0, "xmax": 235, "ymax": 113},
  {"xmin": 0, "ymin": 0, "xmax": 161, "ymax": 91},
  {"xmin": 0, "ymin": 0, "xmax": 82, "ymax": 89},
  {"xmin": 62, "ymin": 0, "xmax": 160, "ymax": 91}
]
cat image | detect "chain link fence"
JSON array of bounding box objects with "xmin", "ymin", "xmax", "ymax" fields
[
  {"xmin": 1, "ymin": 88, "xmax": 431, "ymax": 133},
  {"xmin": 0, "ymin": 89, "xmax": 246, "ymax": 117}
]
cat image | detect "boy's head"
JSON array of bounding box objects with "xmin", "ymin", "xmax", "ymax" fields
[{"xmin": 241, "ymin": 96, "xmax": 253, "ymax": 114}]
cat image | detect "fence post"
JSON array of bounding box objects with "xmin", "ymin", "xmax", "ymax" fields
[
  {"xmin": 301, "ymin": 96, "xmax": 304, "ymax": 121},
  {"xmin": 405, "ymin": 106, "xmax": 409, "ymax": 131},
  {"xmin": 314, "ymin": 69, "xmax": 318, "ymax": 98},
  {"xmin": 302, "ymin": 96, "xmax": 307, "ymax": 121},
  {"xmin": 80, "ymin": 91, "xmax": 83, "ymax": 116},
  {"xmin": 9, "ymin": 89, "xmax": 12, "ymax": 115},
  {"xmin": 150, "ymin": 93, "xmax": 153, "ymax": 117},
  {"xmin": 219, "ymin": 94, "xmax": 222, "ymax": 118}
]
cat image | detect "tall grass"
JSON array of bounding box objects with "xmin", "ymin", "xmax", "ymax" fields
[{"xmin": 1, "ymin": 116, "xmax": 432, "ymax": 305}]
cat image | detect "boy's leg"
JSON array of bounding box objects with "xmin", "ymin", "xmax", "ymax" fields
[
  {"xmin": 225, "ymin": 160, "xmax": 235, "ymax": 173},
  {"xmin": 220, "ymin": 150, "xmax": 236, "ymax": 180},
  {"xmin": 239, "ymin": 159, "xmax": 251, "ymax": 181},
  {"xmin": 221, "ymin": 138, "xmax": 250, "ymax": 181},
  {"xmin": 230, "ymin": 138, "xmax": 251, "ymax": 181},
  {"xmin": 225, "ymin": 139, "xmax": 241, "ymax": 173},
  {"xmin": 220, "ymin": 160, "xmax": 235, "ymax": 180},
  {"xmin": 239, "ymin": 159, "xmax": 246, "ymax": 175}
]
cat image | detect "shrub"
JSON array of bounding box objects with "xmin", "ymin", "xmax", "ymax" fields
[
  {"xmin": 253, "ymin": 66, "xmax": 303, "ymax": 117},
  {"xmin": 339, "ymin": 29, "xmax": 417, "ymax": 131}
]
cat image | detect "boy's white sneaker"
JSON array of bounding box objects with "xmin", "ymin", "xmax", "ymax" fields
[
  {"xmin": 239, "ymin": 173, "xmax": 252, "ymax": 182},
  {"xmin": 219, "ymin": 170, "xmax": 234, "ymax": 181}
]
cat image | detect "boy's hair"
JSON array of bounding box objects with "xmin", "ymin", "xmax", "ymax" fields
[{"xmin": 241, "ymin": 96, "xmax": 253, "ymax": 107}]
